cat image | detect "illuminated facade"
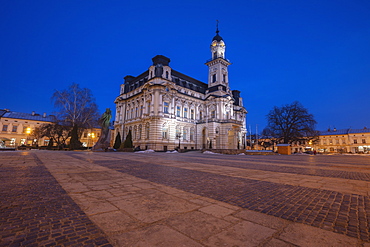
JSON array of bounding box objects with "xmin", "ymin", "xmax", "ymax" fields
[
  {"xmin": 0, "ymin": 109, "xmax": 102, "ymax": 148},
  {"xmin": 0, "ymin": 109, "xmax": 55, "ymax": 147},
  {"xmin": 114, "ymin": 29, "xmax": 247, "ymax": 151},
  {"xmin": 315, "ymin": 128, "xmax": 370, "ymax": 153}
]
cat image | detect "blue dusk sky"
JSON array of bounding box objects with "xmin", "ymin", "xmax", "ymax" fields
[{"xmin": 1, "ymin": 0, "xmax": 370, "ymax": 132}]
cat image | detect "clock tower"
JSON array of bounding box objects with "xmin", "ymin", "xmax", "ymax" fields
[{"xmin": 205, "ymin": 25, "xmax": 231, "ymax": 95}]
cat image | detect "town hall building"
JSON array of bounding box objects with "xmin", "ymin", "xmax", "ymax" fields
[{"xmin": 114, "ymin": 29, "xmax": 247, "ymax": 151}]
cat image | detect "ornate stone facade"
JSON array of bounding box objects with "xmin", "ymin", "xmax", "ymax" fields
[{"xmin": 114, "ymin": 30, "xmax": 247, "ymax": 151}]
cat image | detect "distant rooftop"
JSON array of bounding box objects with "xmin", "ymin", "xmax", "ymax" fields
[
  {"xmin": 0, "ymin": 109, "xmax": 56, "ymax": 122},
  {"xmin": 320, "ymin": 128, "xmax": 370, "ymax": 136}
]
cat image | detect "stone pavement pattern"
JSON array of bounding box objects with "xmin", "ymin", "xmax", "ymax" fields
[
  {"xmin": 1, "ymin": 151, "xmax": 370, "ymax": 246},
  {"xmin": 0, "ymin": 152, "xmax": 111, "ymax": 247}
]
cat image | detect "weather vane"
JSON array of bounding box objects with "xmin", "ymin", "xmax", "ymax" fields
[{"xmin": 216, "ymin": 20, "xmax": 219, "ymax": 33}]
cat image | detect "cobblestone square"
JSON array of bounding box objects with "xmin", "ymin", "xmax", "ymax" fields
[{"xmin": 1, "ymin": 151, "xmax": 370, "ymax": 246}]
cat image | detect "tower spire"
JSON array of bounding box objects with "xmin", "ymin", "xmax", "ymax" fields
[{"xmin": 216, "ymin": 20, "xmax": 219, "ymax": 34}]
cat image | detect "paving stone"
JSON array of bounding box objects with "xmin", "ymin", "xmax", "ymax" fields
[
  {"xmin": 110, "ymin": 190, "xmax": 199, "ymax": 223},
  {"xmin": 202, "ymin": 221, "xmax": 276, "ymax": 247},
  {"xmin": 110, "ymin": 224, "xmax": 203, "ymax": 247},
  {"xmin": 279, "ymin": 222, "xmax": 360, "ymax": 246},
  {"xmin": 199, "ymin": 204, "xmax": 236, "ymax": 218},
  {"xmin": 234, "ymin": 209, "xmax": 291, "ymax": 230},
  {"xmin": 165, "ymin": 211, "xmax": 232, "ymax": 240}
]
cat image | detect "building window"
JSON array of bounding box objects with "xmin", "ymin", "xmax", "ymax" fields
[
  {"xmin": 166, "ymin": 71, "xmax": 169, "ymax": 79},
  {"xmin": 136, "ymin": 107, "xmax": 138, "ymax": 118},
  {"xmin": 184, "ymin": 108, "xmax": 188, "ymax": 118},
  {"xmin": 147, "ymin": 104, "xmax": 151, "ymax": 114},
  {"xmin": 162, "ymin": 125, "xmax": 168, "ymax": 139},
  {"xmin": 12, "ymin": 126, "xmax": 18, "ymax": 132},
  {"xmin": 191, "ymin": 109, "xmax": 194, "ymax": 120},
  {"xmin": 163, "ymin": 102, "xmax": 169, "ymax": 114},
  {"xmin": 176, "ymin": 106, "xmax": 181, "ymax": 117},
  {"xmin": 138, "ymin": 125, "xmax": 142, "ymax": 139},
  {"xmin": 211, "ymin": 110, "xmax": 216, "ymax": 118},
  {"xmin": 141, "ymin": 106, "xmax": 144, "ymax": 116},
  {"xmin": 2, "ymin": 125, "xmax": 8, "ymax": 131},
  {"xmin": 212, "ymin": 74, "xmax": 216, "ymax": 83},
  {"xmin": 362, "ymin": 139, "xmax": 366, "ymax": 144},
  {"xmin": 329, "ymin": 139, "xmax": 333, "ymax": 145},
  {"xmin": 146, "ymin": 124, "xmax": 150, "ymax": 139},
  {"xmin": 323, "ymin": 140, "xmax": 326, "ymax": 145},
  {"xmin": 336, "ymin": 139, "xmax": 339, "ymax": 144},
  {"xmin": 342, "ymin": 139, "xmax": 346, "ymax": 144},
  {"xmin": 199, "ymin": 112, "xmax": 202, "ymax": 120},
  {"xmin": 223, "ymin": 74, "xmax": 226, "ymax": 82},
  {"xmin": 131, "ymin": 109, "xmax": 134, "ymax": 119},
  {"xmin": 183, "ymin": 128, "xmax": 187, "ymax": 140},
  {"xmin": 354, "ymin": 139, "xmax": 357, "ymax": 144},
  {"xmin": 190, "ymin": 128, "xmax": 194, "ymax": 141}
]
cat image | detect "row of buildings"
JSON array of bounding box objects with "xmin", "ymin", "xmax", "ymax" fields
[
  {"xmin": 0, "ymin": 109, "xmax": 101, "ymax": 148},
  {"xmin": 1, "ymin": 106, "xmax": 368, "ymax": 154}
]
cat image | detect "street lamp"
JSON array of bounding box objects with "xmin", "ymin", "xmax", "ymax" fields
[
  {"xmin": 88, "ymin": 133, "xmax": 95, "ymax": 149},
  {"xmin": 175, "ymin": 132, "xmax": 182, "ymax": 150}
]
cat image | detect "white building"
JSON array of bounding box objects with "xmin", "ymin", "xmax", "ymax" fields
[{"xmin": 114, "ymin": 29, "xmax": 247, "ymax": 151}]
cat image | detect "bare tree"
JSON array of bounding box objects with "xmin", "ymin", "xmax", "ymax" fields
[
  {"xmin": 266, "ymin": 101, "xmax": 317, "ymax": 144},
  {"xmin": 52, "ymin": 83, "xmax": 99, "ymax": 149}
]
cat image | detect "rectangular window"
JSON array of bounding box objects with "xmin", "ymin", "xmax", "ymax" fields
[
  {"xmin": 191, "ymin": 109, "xmax": 194, "ymax": 119},
  {"xmin": 329, "ymin": 139, "xmax": 333, "ymax": 145},
  {"xmin": 176, "ymin": 106, "xmax": 181, "ymax": 117},
  {"xmin": 183, "ymin": 129, "xmax": 187, "ymax": 140},
  {"xmin": 190, "ymin": 129, "xmax": 194, "ymax": 141},
  {"xmin": 147, "ymin": 104, "xmax": 151, "ymax": 114},
  {"xmin": 200, "ymin": 112, "xmax": 202, "ymax": 120},
  {"xmin": 163, "ymin": 102, "xmax": 169, "ymax": 114},
  {"xmin": 184, "ymin": 108, "xmax": 188, "ymax": 118},
  {"xmin": 362, "ymin": 139, "xmax": 366, "ymax": 144},
  {"xmin": 12, "ymin": 125, "xmax": 18, "ymax": 132},
  {"xmin": 354, "ymin": 139, "xmax": 357, "ymax": 144},
  {"xmin": 342, "ymin": 139, "xmax": 346, "ymax": 144},
  {"xmin": 2, "ymin": 125, "xmax": 8, "ymax": 131},
  {"xmin": 211, "ymin": 110, "xmax": 216, "ymax": 118},
  {"xmin": 212, "ymin": 74, "xmax": 216, "ymax": 83},
  {"xmin": 336, "ymin": 139, "xmax": 339, "ymax": 144}
]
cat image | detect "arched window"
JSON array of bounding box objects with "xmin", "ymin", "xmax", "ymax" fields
[
  {"xmin": 145, "ymin": 123, "xmax": 150, "ymax": 139},
  {"xmin": 162, "ymin": 124, "xmax": 168, "ymax": 139},
  {"xmin": 133, "ymin": 126, "xmax": 137, "ymax": 140}
]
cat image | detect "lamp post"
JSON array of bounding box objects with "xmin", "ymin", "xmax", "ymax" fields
[
  {"xmin": 88, "ymin": 132, "xmax": 95, "ymax": 149},
  {"xmin": 175, "ymin": 132, "xmax": 182, "ymax": 150}
]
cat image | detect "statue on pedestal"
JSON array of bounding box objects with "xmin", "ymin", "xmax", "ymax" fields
[{"xmin": 92, "ymin": 108, "xmax": 112, "ymax": 151}]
